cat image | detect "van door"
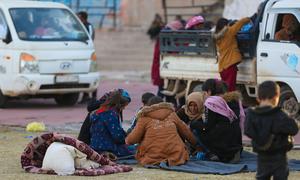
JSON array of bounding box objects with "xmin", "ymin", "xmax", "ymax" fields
[{"xmin": 257, "ymin": 11, "xmax": 300, "ymax": 112}]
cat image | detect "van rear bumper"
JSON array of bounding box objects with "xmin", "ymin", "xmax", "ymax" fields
[{"xmin": 2, "ymin": 72, "xmax": 100, "ymax": 97}]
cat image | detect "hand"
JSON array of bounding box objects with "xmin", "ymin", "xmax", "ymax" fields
[
  {"xmin": 125, "ymin": 138, "xmax": 129, "ymax": 145},
  {"xmin": 108, "ymin": 160, "xmax": 116, "ymax": 166}
]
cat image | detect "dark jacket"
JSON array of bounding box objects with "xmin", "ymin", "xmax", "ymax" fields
[
  {"xmin": 176, "ymin": 107, "xmax": 202, "ymax": 125},
  {"xmin": 83, "ymin": 22, "xmax": 95, "ymax": 40},
  {"xmin": 245, "ymin": 106, "xmax": 299, "ymax": 155},
  {"xmin": 78, "ymin": 92, "xmax": 115, "ymax": 144},
  {"xmin": 78, "ymin": 98, "xmax": 106, "ymax": 145},
  {"xmin": 190, "ymin": 92, "xmax": 243, "ymax": 162}
]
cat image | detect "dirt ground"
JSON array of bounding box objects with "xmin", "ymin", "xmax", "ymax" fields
[{"xmin": 1, "ymin": 126, "xmax": 299, "ymax": 180}]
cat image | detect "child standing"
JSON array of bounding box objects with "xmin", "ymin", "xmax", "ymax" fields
[{"xmin": 245, "ymin": 81, "xmax": 299, "ymax": 180}]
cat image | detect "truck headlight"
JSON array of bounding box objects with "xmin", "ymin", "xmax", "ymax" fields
[
  {"xmin": 19, "ymin": 53, "xmax": 39, "ymax": 73},
  {"xmin": 90, "ymin": 52, "xmax": 98, "ymax": 72}
]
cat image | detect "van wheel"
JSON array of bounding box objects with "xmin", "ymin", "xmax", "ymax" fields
[
  {"xmin": 0, "ymin": 90, "xmax": 7, "ymax": 108},
  {"xmin": 55, "ymin": 93, "xmax": 79, "ymax": 106},
  {"xmin": 279, "ymin": 86, "xmax": 299, "ymax": 117}
]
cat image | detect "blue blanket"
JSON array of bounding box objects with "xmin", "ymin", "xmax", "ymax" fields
[{"xmin": 117, "ymin": 151, "xmax": 300, "ymax": 175}]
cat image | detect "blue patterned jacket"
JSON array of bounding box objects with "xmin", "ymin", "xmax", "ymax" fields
[{"xmin": 90, "ymin": 109, "xmax": 132, "ymax": 157}]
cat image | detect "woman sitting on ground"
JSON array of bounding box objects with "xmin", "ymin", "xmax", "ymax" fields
[
  {"xmin": 78, "ymin": 89, "xmax": 123, "ymax": 145},
  {"xmin": 176, "ymin": 92, "xmax": 205, "ymax": 125},
  {"xmin": 126, "ymin": 96, "xmax": 197, "ymax": 166},
  {"xmin": 191, "ymin": 79, "xmax": 244, "ymax": 163},
  {"xmin": 89, "ymin": 89, "xmax": 134, "ymax": 157}
]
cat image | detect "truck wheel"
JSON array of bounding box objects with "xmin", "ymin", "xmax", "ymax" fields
[
  {"xmin": 55, "ymin": 93, "xmax": 79, "ymax": 106},
  {"xmin": 0, "ymin": 90, "xmax": 7, "ymax": 108},
  {"xmin": 190, "ymin": 82, "xmax": 203, "ymax": 94},
  {"xmin": 279, "ymin": 86, "xmax": 299, "ymax": 117},
  {"xmin": 238, "ymin": 85, "xmax": 257, "ymax": 107}
]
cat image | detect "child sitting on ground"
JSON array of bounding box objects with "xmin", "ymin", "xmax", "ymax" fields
[
  {"xmin": 245, "ymin": 81, "xmax": 299, "ymax": 180},
  {"xmin": 126, "ymin": 96, "xmax": 197, "ymax": 166},
  {"xmin": 127, "ymin": 92, "xmax": 155, "ymax": 134}
]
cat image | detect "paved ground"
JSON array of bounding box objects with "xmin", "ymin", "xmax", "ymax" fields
[
  {"xmin": 0, "ymin": 79, "xmax": 156, "ymax": 126},
  {"xmin": 0, "ymin": 77, "xmax": 300, "ymax": 146}
]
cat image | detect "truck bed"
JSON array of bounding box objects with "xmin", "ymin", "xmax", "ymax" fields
[{"xmin": 159, "ymin": 30, "xmax": 257, "ymax": 85}]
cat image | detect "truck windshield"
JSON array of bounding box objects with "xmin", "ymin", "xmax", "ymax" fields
[{"xmin": 10, "ymin": 8, "xmax": 89, "ymax": 42}]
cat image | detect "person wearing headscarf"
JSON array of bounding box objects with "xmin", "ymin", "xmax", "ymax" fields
[
  {"xmin": 89, "ymin": 89, "xmax": 133, "ymax": 157},
  {"xmin": 275, "ymin": 14, "xmax": 300, "ymax": 41},
  {"xmin": 185, "ymin": 15, "xmax": 205, "ymax": 30},
  {"xmin": 147, "ymin": 13, "xmax": 164, "ymax": 41},
  {"xmin": 176, "ymin": 92, "xmax": 205, "ymax": 125},
  {"xmin": 126, "ymin": 96, "xmax": 197, "ymax": 166},
  {"xmin": 191, "ymin": 79, "xmax": 244, "ymax": 163},
  {"xmin": 78, "ymin": 89, "xmax": 130, "ymax": 143}
]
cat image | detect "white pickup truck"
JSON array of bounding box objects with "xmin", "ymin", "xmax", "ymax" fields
[
  {"xmin": 0, "ymin": 0, "xmax": 100, "ymax": 107},
  {"xmin": 159, "ymin": 0, "xmax": 300, "ymax": 116}
]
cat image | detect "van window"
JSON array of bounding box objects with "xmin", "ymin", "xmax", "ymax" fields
[
  {"xmin": 9, "ymin": 8, "xmax": 89, "ymax": 42},
  {"xmin": 0, "ymin": 10, "xmax": 6, "ymax": 26},
  {"xmin": 273, "ymin": 13, "xmax": 300, "ymax": 42}
]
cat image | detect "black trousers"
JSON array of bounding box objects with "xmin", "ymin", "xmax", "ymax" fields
[{"xmin": 256, "ymin": 153, "xmax": 289, "ymax": 180}]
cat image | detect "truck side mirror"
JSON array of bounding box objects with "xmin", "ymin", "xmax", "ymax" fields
[{"xmin": 0, "ymin": 24, "xmax": 7, "ymax": 39}]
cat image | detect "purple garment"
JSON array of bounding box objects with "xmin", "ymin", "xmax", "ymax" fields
[
  {"xmin": 238, "ymin": 100, "xmax": 246, "ymax": 133},
  {"xmin": 204, "ymin": 96, "xmax": 237, "ymax": 122}
]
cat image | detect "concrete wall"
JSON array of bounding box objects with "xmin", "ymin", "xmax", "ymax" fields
[
  {"xmin": 120, "ymin": 0, "xmax": 219, "ymax": 29},
  {"xmin": 120, "ymin": 0, "xmax": 164, "ymax": 29}
]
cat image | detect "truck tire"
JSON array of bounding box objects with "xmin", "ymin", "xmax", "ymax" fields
[
  {"xmin": 238, "ymin": 85, "xmax": 257, "ymax": 107},
  {"xmin": 55, "ymin": 93, "xmax": 79, "ymax": 106},
  {"xmin": 0, "ymin": 90, "xmax": 7, "ymax": 108},
  {"xmin": 279, "ymin": 86, "xmax": 299, "ymax": 117}
]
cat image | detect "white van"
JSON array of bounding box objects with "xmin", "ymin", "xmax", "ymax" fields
[{"xmin": 0, "ymin": 0, "xmax": 100, "ymax": 107}]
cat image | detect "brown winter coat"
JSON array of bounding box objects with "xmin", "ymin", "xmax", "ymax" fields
[
  {"xmin": 215, "ymin": 18, "xmax": 250, "ymax": 72},
  {"xmin": 126, "ymin": 102, "xmax": 197, "ymax": 166}
]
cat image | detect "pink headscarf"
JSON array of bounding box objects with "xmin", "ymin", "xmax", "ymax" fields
[
  {"xmin": 204, "ymin": 96, "xmax": 237, "ymax": 122},
  {"xmin": 185, "ymin": 15, "xmax": 205, "ymax": 29},
  {"xmin": 165, "ymin": 20, "xmax": 184, "ymax": 30},
  {"xmin": 204, "ymin": 96, "xmax": 246, "ymax": 132}
]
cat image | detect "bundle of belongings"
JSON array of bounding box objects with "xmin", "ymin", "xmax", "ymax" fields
[{"xmin": 20, "ymin": 132, "xmax": 132, "ymax": 176}]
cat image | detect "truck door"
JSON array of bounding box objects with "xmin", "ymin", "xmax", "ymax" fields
[
  {"xmin": 257, "ymin": 11, "xmax": 300, "ymax": 112},
  {"xmin": 257, "ymin": 12, "xmax": 300, "ymax": 83}
]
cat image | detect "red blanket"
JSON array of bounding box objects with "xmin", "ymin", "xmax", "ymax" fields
[{"xmin": 20, "ymin": 132, "xmax": 132, "ymax": 176}]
